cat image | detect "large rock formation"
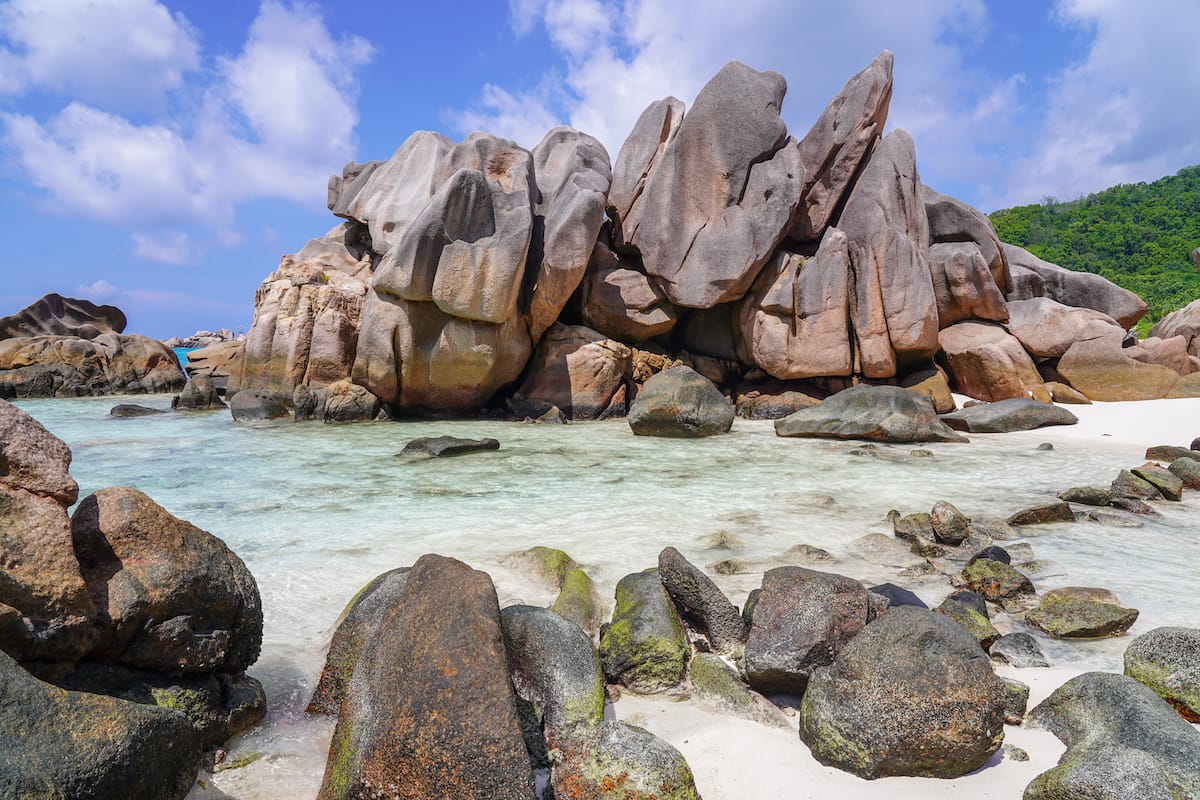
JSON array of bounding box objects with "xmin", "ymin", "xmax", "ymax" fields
[
  {"xmin": 228, "ymin": 52, "xmax": 1163, "ymax": 417},
  {"xmin": 0, "ymin": 294, "xmax": 185, "ymax": 398}
]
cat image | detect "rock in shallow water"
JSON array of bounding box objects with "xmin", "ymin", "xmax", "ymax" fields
[
  {"xmin": 1025, "ymin": 671, "xmax": 1200, "ymax": 800},
  {"xmin": 110, "ymin": 403, "xmax": 166, "ymax": 418},
  {"xmin": 628, "ymin": 365, "xmax": 733, "ymax": 438},
  {"xmin": 399, "ymin": 435, "xmax": 500, "ymax": 457},
  {"xmin": 1025, "ymin": 590, "xmax": 1139, "ymax": 639},
  {"xmin": 774, "ymin": 384, "xmax": 966, "ymax": 443},
  {"xmin": 798, "ymin": 606, "xmax": 1006, "ymax": 779}
]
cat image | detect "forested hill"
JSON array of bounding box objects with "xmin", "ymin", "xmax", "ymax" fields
[{"xmin": 989, "ymin": 165, "xmax": 1200, "ymax": 332}]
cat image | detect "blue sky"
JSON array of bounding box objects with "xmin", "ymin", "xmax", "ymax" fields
[{"xmin": 1, "ymin": 0, "xmax": 1197, "ymax": 338}]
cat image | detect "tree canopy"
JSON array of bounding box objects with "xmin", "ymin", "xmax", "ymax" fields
[{"xmin": 990, "ymin": 165, "xmax": 1200, "ymax": 334}]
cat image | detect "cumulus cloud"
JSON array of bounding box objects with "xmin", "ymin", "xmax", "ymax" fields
[
  {"xmin": 75, "ymin": 279, "xmax": 120, "ymax": 301},
  {"xmin": 0, "ymin": 1, "xmax": 371, "ymax": 234},
  {"xmin": 131, "ymin": 231, "xmax": 203, "ymax": 265},
  {"xmin": 988, "ymin": 0, "xmax": 1200, "ymax": 208},
  {"xmin": 0, "ymin": 0, "xmax": 200, "ymax": 110}
]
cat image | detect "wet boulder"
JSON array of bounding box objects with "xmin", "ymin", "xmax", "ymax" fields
[
  {"xmin": 799, "ymin": 607, "xmax": 1006, "ymax": 779},
  {"xmin": 658, "ymin": 547, "xmax": 746, "ymax": 654},
  {"xmin": 172, "ymin": 375, "xmax": 225, "ymax": 410},
  {"xmin": 744, "ymin": 566, "xmax": 884, "ymax": 694},
  {"xmin": 399, "ymin": 436, "xmax": 500, "ymax": 457},
  {"xmin": 0, "ymin": 649, "xmax": 201, "ymax": 800},
  {"xmin": 1025, "ymin": 671, "xmax": 1200, "ymax": 800},
  {"xmin": 941, "ymin": 397, "xmax": 1078, "ymax": 433},
  {"xmin": 230, "ymin": 391, "xmax": 290, "ymax": 422},
  {"xmin": 930, "ymin": 500, "xmax": 970, "ymax": 545},
  {"xmin": 1008, "ymin": 501, "xmax": 1076, "ymax": 525},
  {"xmin": 110, "ymin": 403, "xmax": 166, "ymax": 418},
  {"xmin": 936, "ymin": 595, "xmax": 1001, "ymax": 650},
  {"xmin": 1025, "ymin": 588, "xmax": 1139, "ymax": 639},
  {"xmin": 1169, "ymin": 456, "xmax": 1200, "ymax": 489},
  {"xmin": 1123, "ymin": 626, "xmax": 1200, "ymax": 722},
  {"xmin": 70, "ymin": 487, "xmax": 263, "ymax": 675},
  {"xmin": 598, "ymin": 570, "xmax": 688, "ymax": 693},
  {"xmin": 990, "ymin": 632, "xmax": 1050, "ymax": 668},
  {"xmin": 1131, "ymin": 463, "xmax": 1183, "ymax": 501},
  {"xmin": 775, "ymin": 384, "xmax": 967, "ymax": 443},
  {"xmin": 628, "ymin": 365, "xmax": 733, "ymax": 438},
  {"xmin": 957, "ymin": 559, "xmax": 1035, "ymax": 605},
  {"xmin": 317, "ymin": 554, "xmax": 536, "ymax": 800}
]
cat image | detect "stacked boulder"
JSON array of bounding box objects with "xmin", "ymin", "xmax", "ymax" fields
[
  {"xmin": 0, "ymin": 398, "xmax": 265, "ymax": 798},
  {"xmin": 230, "ymin": 52, "xmax": 1171, "ymax": 420},
  {"xmin": 0, "ymin": 293, "xmax": 185, "ymax": 398}
]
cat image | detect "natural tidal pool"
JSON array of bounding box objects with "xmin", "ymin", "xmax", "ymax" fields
[{"xmin": 15, "ymin": 394, "xmax": 1200, "ymax": 798}]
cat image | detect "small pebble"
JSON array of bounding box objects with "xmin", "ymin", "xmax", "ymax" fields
[
  {"xmin": 910, "ymin": 449, "xmax": 933, "ymax": 458},
  {"xmin": 1003, "ymin": 744, "xmax": 1029, "ymax": 762}
]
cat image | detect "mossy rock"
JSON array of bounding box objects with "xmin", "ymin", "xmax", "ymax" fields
[
  {"xmin": 598, "ymin": 571, "xmax": 688, "ymax": 693},
  {"xmin": 1026, "ymin": 594, "xmax": 1138, "ymax": 638},
  {"xmin": 690, "ymin": 653, "xmax": 788, "ymax": 728},
  {"xmin": 959, "ymin": 559, "xmax": 1035, "ymax": 603},
  {"xmin": 1123, "ymin": 626, "xmax": 1200, "ymax": 721},
  {"xmin": 551, "ymin": 721, "xmax": 701, "ymax": 800},
  {"xmin": 935, "ymin": 598, "xmax": 1000, "ymax": 650},
  {"xmin": 552, "ymin": 567, "xmax": 601, "ymax": 634}
]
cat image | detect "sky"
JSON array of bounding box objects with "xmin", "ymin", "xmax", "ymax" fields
[{"xmin": 0, "ymin": 0, "xmax": 1197, "ymax": 338}]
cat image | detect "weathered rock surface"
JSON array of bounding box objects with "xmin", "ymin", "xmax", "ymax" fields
[
  {"xmin": 1150, "ymin": 296, "xmax": 1200, "ymax": 357},
  {"xmin": 689, "ymin": 651, "xmax": 790, "ymax": 728},
  {"xmin": 0, "ymin": 329, "xmax": 186, "ymax": 399},
  {"xmin": 511, "ymin": 324, "xmax": 630, "ymax": 420},
  {"xmin": 958, "ymin": 559, "xmax": 1035, "ymax": 604},
  {"xmin": 941, "ymin": 397, "xmax": 1078, "ymax": 433},
  {"xmin": 0, "ymin": 649, "xmax": 201, "ymax": 800},
  {"xmin": 399, "ymin": 436, "xmax": 500, "ymax": 457},
  {"xmin": 928, "ymin": 242, "xmax": 1009, "ymax": 328},
  {"xmin": 1002, "ymin": 243, "xmax": 1147, "ymax": 330},
  {"xmin": 628, "ymin": 365, "xmax": 733, "ymax": 437},
  {"xmin": 607, "ymin": 97, "xmax": 685, "ymax": 249},
  {"xmin": 931, "ymin": 500, "xmax": 970, "ymax": 544},
  {"xmin": 307, "ymin": 568, "xmax": 410, "ymax": 716},
  {"xmin": 990, "ymin": 632, "xmax": 1050, "ymax": 668},
  {"xmin": 173, "ymin": 375, "xmax": 225, "ymax": 410},
  {"xmin": 775, "ymin": 384, "xmax": 966, "ymax": 443},
  {"xmin": 580, "ymin": 242, "xmax": 677, "ymax": 341},
  {"xmin": 0, "ymin": 398, "xmax": 78, "ymax": 504},
  {"xmin": 939, "ymin": 321, "xmax": 1047, "ymax": 402},
  {"xmin": 838, "ymin": 130, "xmax": 938, "ymax": 377},
  {"xmin": 1169, "ymin": 456, "xmax": 1200, "ymax": 489},
  {"xmin": 1058, "ymin": 331, "xmax": 1180, "ymax": 401},
  {"xmin": 923, "ymin": 186, "xmax": 1010, "ymax": 296},
  {"xmin": 1025, "ymin": 671, "xmax": 1200, "ymax": 800},
  {"xmin": 744, "ymin": 566, "xmax": 883, "ymax": 694},
  {"xmin": 799, "ymin": 607, "xmax": 1006, "ymax": 779},
  {"xmin": 628, "ymin": 61, "xmax": 805, "ymax": 309},
  {"xmin": 658, "ymin": 547, "xmax": 746, "ymax": 654},
  {"xmin": 317, "ymin": 554, "xmax": 535, "ymax": 800},
  {"xmin": 738, "ymin": 230, "xmax": 854, "ymax": 379},
  {"xmin": 0, "ymin": 292, "xmax": 126, "ymax": 339},
  {"xmin": 1123, "ymin": 626, "xmax": 1200, "ymax": 722},
  {"xmin": 936, "ymin": 595, "xmax": 1001, "ymax": 650},
  {"xmin": 1005, "ymin": 297, "xmax": 1121, "ymax": 359},
  {"xmin": 1132, "ymin": 463, "xmax": 1184, "ymax": 501},
  {"xmin": 110, "ymin": 403, "xmax": 165, "ymax": 418},
  {"xmin": 230, "ymin": 390, "xmax": 290, "ymax": 422},
  {"xmin": 550, "ymin": 720, "xmax": 701, "ymax": 800},
  {"xmin": 1111, "ymin": 469, "xmax": 1162, "ymax": 501},
  {"xmin": 792, "ymin": 51, "xmax": 893, "ymax": 241},
  {"xmin": 598, "ymin": 570, "xmax": 688, "ymax": 693},
  {"xmin": 1009, "ymin": 501, "xmax": 1076, "ymax": 526},
  {"xmin": 71, "ymin": 487, "xmax": 263, "ymax": 674},
  {"xmin": 1026, "ymin": 590, "xmax": 1139, "ymax": 639},
  {"xmin": 183, "ymin": 339, "xmax": 243, "ymax": 392}
]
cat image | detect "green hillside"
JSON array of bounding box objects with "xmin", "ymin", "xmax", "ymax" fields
[{"xmin": 989, "ymin": 165, "xmax": 1200, "ymax": 333}]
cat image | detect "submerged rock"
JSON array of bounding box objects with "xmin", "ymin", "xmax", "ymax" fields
[
  {"xmin": 1008, "ymin": 501, "xmax": 1076, "ymax": 526},
  {"xmin": 110, "ymin": 404, "xmax": 166, "ymax": 418},
  {"xmin": 1123, "ymin": 626, "xmax": 1200, "ymax": 722},
  {"xmin": 229, "ymin": 391, "xmax": 290, "ymax": 422},
  {"xmin": 399, "ymin": 436, "xmax": 500, "ymax": 457},
  {"xmin": 799, "ymin": 607, "xmax": 1005, "ymax": 779},
  {"xmin": 774, "ymin": 385, "xmax": 966, "ymax": 443},
  {"xmin": 989, "ymin": 632, "xmax": 1051, "ymax": 668},
  {"xmin": 1025, "ymin": 671, "xmax": 1200, "ymax": 800}
]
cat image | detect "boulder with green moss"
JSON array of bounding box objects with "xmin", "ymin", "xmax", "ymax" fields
[
  {"xmin": 1026, "ymin": 590, "xmax": 1138, "ymax": 639},
  {"xmin": 958, "ymin": 559, "xmax": 1035, "ymax": 604},
  {"xmin": 799, "ymin": 607, "xmax": 1005, "ymax": 779},
  {"xmin": 1024, "ymin": 671, "xmax": 1200, "ymax": 800},
  {"xmin": 1123, "ymin": 626, "xmax": 1200, "ymax": 721},
  {"xmin": 306, "ymin": 567, "xmax": 410, "ymax": 715},
  {"xmin": 598, "ymin": 570, "xmax": 688, "ymax": 693},
  {"xmin": 690, "ymin": 652, "xmax": 789, "ymax": 728},
  {"xmin": 552, "ymin": 567, "xmax": 602, "ymax": 634},
  {"xmin": 550, "ymin": 721, "xmax": 701, "ymax": 800},
  {"xmin": 1131, "ymin": 463, "xmax": 1183, "ymax": 501},
  {"xmin": 935, "ymin": 596, "xmax": 1000, "ymax": 650},
  {"xmin": 0, "ymin": 649, "xmax": 201, "ymax": 799}
]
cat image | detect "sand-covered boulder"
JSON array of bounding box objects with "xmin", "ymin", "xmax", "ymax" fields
[
  {"xmin": 939, "ymin": 321, "xmax": 1047, "ymax": 402},
  {"xmin": 1025, "ymin": 671, "xmax": 1200, "ymax": 800},
  {"xmin": 0, "ymin": 649, "xmax": 201, "ymax": 800},
  {"xmin": 1123, "ymin": 626, "xmax": 1200, "ymax": 721},
  {"xmin": 744, "ymin": 566, "xmax": 884, "ymax": 694},
  {"xmin": 318, "ymin": 554, "xmax": 535, "ymax": 800},
  {"xmin": 626, "ymin": 61, "xmax": 806, "ymax": 308},
  {"xmin": 598, "ymin": 570, "xmax": 689, "ymax": 693},
  {"xmin": 738, "ymin": 229, "xmax": 854, "ymax": 379},
  {"xmin": 775, "ymin": 384, "xmax": 966, "ymax": 443},
  {"xmin": 799, "ymin": 607, "xmax": 1006, "ymax": 779},
  {"xmin": 71, "ymin": 487, "xmax": 263, "ymax": 674},
  {"xmin": 511, "ymin": 324, "xmax": 630, "ymax": 420},
  {"xmin": 1001, "ymin": 243, "xmax": 1147, "ymax": 330},
  {"xmin": 628, "ymin": 365, "xmax": 733, "ymax": 437},
  {"xmin": 838, "ymin": 130, "xmax": 938, "ymax": 378},
  {"xmin": 792, "ymin": 50, "xmax": 893, "ymax": 241}
]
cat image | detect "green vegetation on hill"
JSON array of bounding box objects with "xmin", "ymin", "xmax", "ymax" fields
[{"xmin": 990, "ymin": 165, "xmax": 1200, "ymax": 332}]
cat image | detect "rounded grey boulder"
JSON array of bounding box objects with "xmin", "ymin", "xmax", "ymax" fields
[
  {"xmin": 775, "ymin": 385, "xmax": 967, "ymax": 443},
  {"xmin": 628, "ymin": 365, "xmax": 733, "ymax": 438},
  {"xmin": 1123, "ymin": 626, "xmax": 1200, "ymax": 721}
]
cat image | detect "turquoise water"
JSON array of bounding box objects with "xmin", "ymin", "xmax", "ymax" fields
[
  {"xmin": 172, "ymin": 346, "xmax": 199, "ymax": 369},
  {"xmin": 12, "ymin": 395, "xmax": 1200, "ymax": 798}
]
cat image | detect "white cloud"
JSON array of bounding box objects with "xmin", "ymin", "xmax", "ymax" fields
[
  {"xmin": 989, "ymin": 0, "xmax": 1200, "ymax": 208},
  {"xmin": 75, "ymin": 279, "xmax": 120, "ymax": 301},
  {"xmin": 0, "ymin": 1, "xmax": 371, "ymax": 234},
  {"xmin": 0, "ymin": 0, "xmax": 200, "ymax": 109},
  {"xmin": 132, "ymin": 231, "xmax": 203, "ymax": 265},
  {"xmin": 448, "ymin": 83, "xmax": 561, "ymax": 151}
]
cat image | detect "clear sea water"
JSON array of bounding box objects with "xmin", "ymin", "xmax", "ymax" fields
[{"xmin": 12, "ymin": 394, "xmax": 1200, "ymax": 798}]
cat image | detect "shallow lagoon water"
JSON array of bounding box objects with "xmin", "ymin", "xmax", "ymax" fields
[{"xmin": 15, "ymin": 394, "xmax": 1200, "ymax": 798}]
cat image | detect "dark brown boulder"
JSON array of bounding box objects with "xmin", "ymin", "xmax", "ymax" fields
[
  {"xmin": 0, "ymin": 397, "xmax": 78, "ymax": 505},
  {"xmin": 658, "ymin": 547, "xmax": 747, "ymax": 654},
  {"xmin": 0, "ymin": 293, "xmax": 126, "ymax": 340},
  {"xmin": 317, "ymin": 554, "xmax": 535, "ymax": 800},
  {"xmin": 71, "ymin": 487, "xmax": 263, "ymax": 674}
]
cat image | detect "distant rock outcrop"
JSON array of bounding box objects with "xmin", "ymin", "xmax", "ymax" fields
[
  {"xmin": 0, "ymin": 294, "xmax": 184, "ymax": 399},
  {"xmin": 230, "ymin": 51, "xmax": 1167, "ymax": 419}
]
